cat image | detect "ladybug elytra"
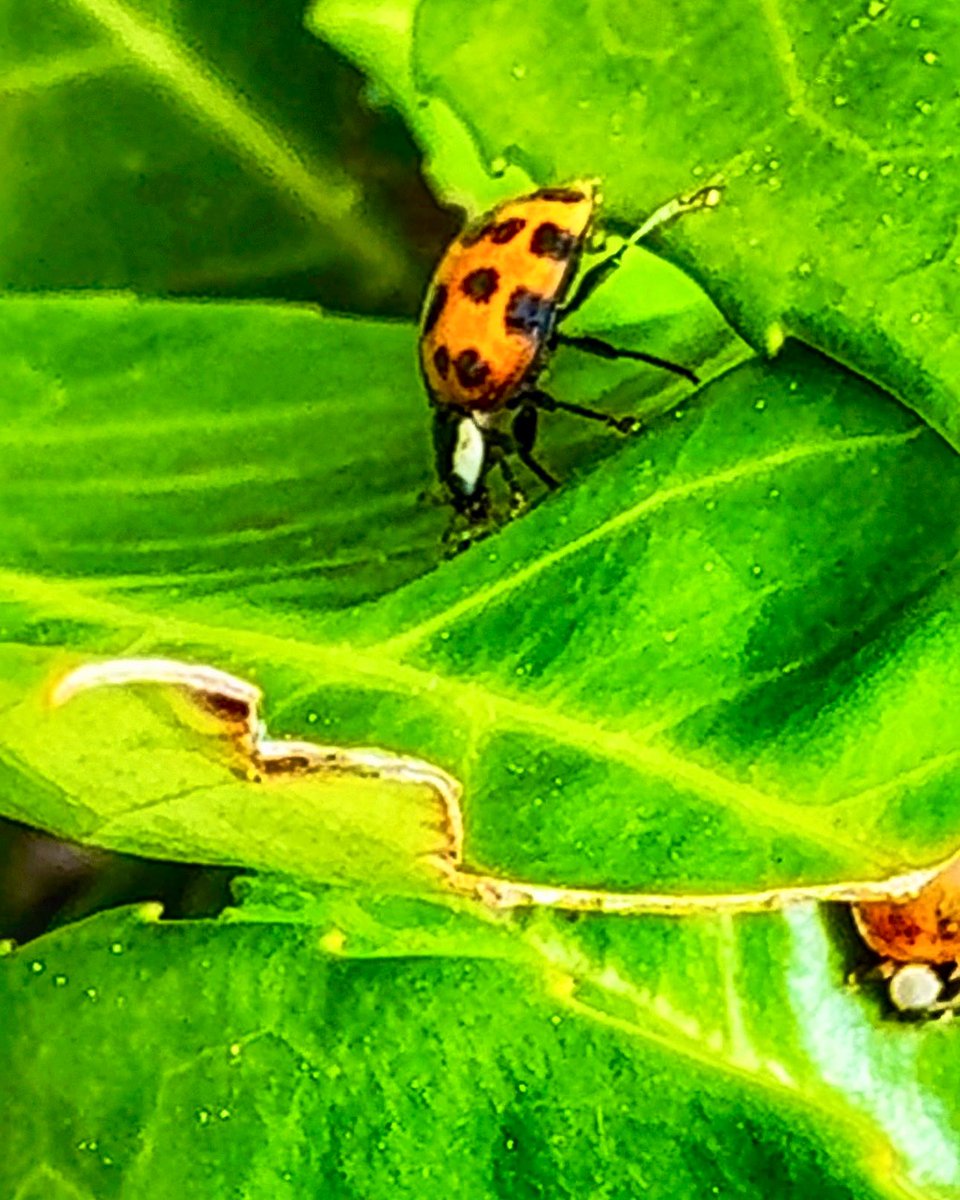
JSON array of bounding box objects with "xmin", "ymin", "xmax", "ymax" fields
[
  {"xmin": 418, "ymin": 180, "xmax": 721, "ymax": 519},
  {"xmin": 853, "ymin": 857, "xmax": 960, "ymax": 1017}
]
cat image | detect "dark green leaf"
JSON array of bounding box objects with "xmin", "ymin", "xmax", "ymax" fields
[{"xmin": 0, "ymin": 902, "xmax": 943, "ymax": 1199}]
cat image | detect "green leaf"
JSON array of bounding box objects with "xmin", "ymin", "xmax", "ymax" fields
[
  {"xmin": 0, "ymin": 902, "xmax": 948, "ymax": 1199},
  {"xmin": 1, "ymin": 295, "xmax": 959, "ymax": 896},
  {"xmin": 310, "ymin": 0, "xmax": 960, "ymax": 448},
  {"xmin": 0, "ymin": 294, "xmax": 446, "ymax": 608},
  {"xmin": 0, "ymin": 0, "xmax": 432, "ymax": 310}
]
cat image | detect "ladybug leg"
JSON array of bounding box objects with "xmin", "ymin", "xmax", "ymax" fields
[
  {"xmin": 553, "ymin": 331, "xmax": 698, "ymax": 384},
  {"xmin": 559, "ymin": 184, "xmax": 722, "ymax": 320},
  {"xmin": 508, "ymin": 404, "xmax": 559, "ymax": 491},
  {"xmin": 525, "ymin": 387, "xmax": 641, "ymax": 436},
  {"xmin": 481, "ymin": 429, "xmax": 530, "ymax": 513}
]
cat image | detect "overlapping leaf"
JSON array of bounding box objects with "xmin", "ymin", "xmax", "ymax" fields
[{"xmin": 311, "ymin": 0, "xmax": 960, "ymax": 448}]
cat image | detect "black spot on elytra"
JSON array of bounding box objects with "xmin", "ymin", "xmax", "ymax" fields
[
  {"xmin": 454, "ymin": 349, "xmax": 491, "ymax": 390},
  {"xmin": 490, "ymin": 217, "xmax": 527, "ymax": 244},
  {"xmin": 433, "ymin": 345, "xmax": 450, "ymax": 378},
  {"xmin": 505, "ymin": 287, "xmax": 553, "ymax": 339},
  {"xmin": 460, "ymin": 267, "xmax": 500, "ymax": 303},
  {"xmin": 423, "ymin": 284, "xmax": 447, "ymax": 334},
  {"xmin": 534, "ymin": 187, "xmax": 586, "ymax": 203},
  {"xmin": 530, "ymin": 222, "xmax": 576, "ymax": 260}
]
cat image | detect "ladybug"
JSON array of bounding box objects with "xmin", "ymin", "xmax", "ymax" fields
[
  {"xmin": 419, "ymin": 180, "xmax": 721, "ymax": 518},
  {"xmin": 853, "ymin": 856, "xmax": 960, "ymax": 1017}
]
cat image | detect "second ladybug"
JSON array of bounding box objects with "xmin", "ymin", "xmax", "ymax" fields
[{"xmin": 419, "ymin": 180, "xmax": 721, "ymax": 519}]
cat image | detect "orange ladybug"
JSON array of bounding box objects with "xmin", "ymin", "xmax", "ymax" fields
[
  {"xmin": 419, "ymin": 180, "xmax": 720, "ymax": 517},
  {"xmin": 853, "ymin": 856, "xmax": 960, "ymax": 1016}
]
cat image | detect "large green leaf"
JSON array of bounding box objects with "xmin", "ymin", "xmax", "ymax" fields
[
  {"xmin": 0, "ymin": 0, "xmax": 437, "ymax": 311},
  {"xmin": 309, "ymin": 0, "xmax": 960, "ymax": 447},
  {"xmin": 0, "ymin": 899, "xmax": 955, "ymax": 1199},
  {"xmin": 2, "ymin": 296, "xmax": 959, "ymax": 897}
]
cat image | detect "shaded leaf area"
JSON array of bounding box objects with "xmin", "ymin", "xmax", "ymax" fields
[
  {"xmin": 0, "ymin": 0, "xmax": 446, "ymax": 312},
  {"xmin": 0, "ymin": 902, "xmax": 939, "ymax": 1200},
  {"xmin": 2, "ymin": 300, "xmax": 960, "ymax": 892},
  {"xmin": 0, "ymin": 296, "xmax": 446, "ymax": 610},
  {"xmin": 312, "ymin": 0, "xmax": 960, "ymax": 447}
]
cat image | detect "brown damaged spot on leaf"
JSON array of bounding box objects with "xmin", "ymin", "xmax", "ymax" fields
[
  {"xmin": 52, "ymin": 657, "xmax": 464, "ymax": 878},
  {"xmin": 52, "ymin": 658, "xmax": 956, "ymax": 921}
]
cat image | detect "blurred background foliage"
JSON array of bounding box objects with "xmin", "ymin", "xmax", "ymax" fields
[{"xmin": 0, "ymin": 0, "xmax": 462, "ymax": 941}]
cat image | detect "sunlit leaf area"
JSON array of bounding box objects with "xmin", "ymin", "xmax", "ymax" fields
[{"xmin": 2, "ymin": 1, "xmax": 959, "ymax": 1196}]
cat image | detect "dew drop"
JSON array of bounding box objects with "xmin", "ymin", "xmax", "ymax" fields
[
  {"xmin": 30, "ymin": 960, "xmax": 45, "ymax": 975},
  {"xmin": 219, "ymin": 1108, "xmax": 231, "ymax": 1120},
  {"xmin": 797, "ymin": 260, "xmax": 813, "ymax": 277},
  {"xmin": 878, "ymin": 162, "xmax": 893, "ymax": 176},
  {"xmin": 109, "ymin": 942, "xmax": 124, "ymax": 955},
  {"xmin": 909, "ymin": 16, "xmax": 922, "ymax": 29},
  {"xmin": 661, "ymin": 629, "xmax": 679, "ymax": 644},
  {"xmin": 703, "ymin": 561, "xmax": 715, "ymax": 574},
  {"xmin": 754, "ymin": 399, "xmax": 767, "ymax": 411},
  {"xmin": 511, "ymin": 64, "xmax": 526, "ymax": 80},
  {"xmin": 752, "ymin": 564, "xmax": 763, "ymax": 577},
  {"xmin": 0, "ymin": 940, "xmax": 15, "ymax": 958},
  {"xmin": 53, "ymin": 974, "xmax": 68, "ymax": 988},
  {"xmin": 915, "ymin": 99, "xmax": 934, "ymax": 115},
  {"xmin": 922, "ymin": 50, "xmax": 939, "ymax": 65},
  {"xmin": 197, "ymin": 1109, "xmax": 211, "ymax": 1125},
  {"xmin": 866, "ymin": 0, "xmax": 886, "ymax": 15},
  {"xmin": 833, "ymin": 94, "xmax": 849, "ymax": 107},
  {"xmin": 229, "ymin": 1043, "xmax": 241, "ymax": 1058},
  {"xmin": 85, "ymin": 987, "xmax": 99, "ymax": 1001}
]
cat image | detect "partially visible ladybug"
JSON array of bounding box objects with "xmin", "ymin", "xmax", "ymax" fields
[
  {"xmin": 853, "ymin": 856, "xmax": 960, "ymax": 1017},
  {"xmin": 419, "ymin": 180, "xmax": 721, "ymax": 519}
]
